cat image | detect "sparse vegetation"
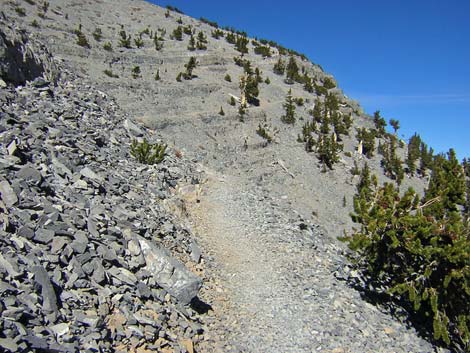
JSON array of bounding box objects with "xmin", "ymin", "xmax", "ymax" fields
[
  {"xmin": 224, "ymin": 74, "xmax": 232, "ymax": 82},
  {"xmin": 342, "ymin": 149, "xmax": 470, "ymax": 349},
  {"xmin": 256, "ymin": 122, "xmax": 274, "ymax": 146},
  {"xmin": 75, "ymin": 25, "xmax": 90, "ymax": 48},
  {"xmin": 131, "ymin": 139, "xmax": 167, "ymax": 164},
  {"xmin": 281, "ymin": 89, "xmax": 296, "ymax": 124},
  {"xmin": 219, "ymin": 106, "xmax": 225, "ymax": 116},
  {"xmin": 131, "ymin": 66, "xmax": 141, "ymax": 79},
  {"xmin": 92, "ymin": 27, "xmax": 102, "ymax": 41},
  {"xmin": 134, "ymin": 36, "xmax": 144, "ymax": 48},
  {"xmin": 171, "ymin": 26, "xmax": 183, "ymax": 41},
  {"xmin": 211, "ymin": 29, "xmax": 224, "ymax": 39},
  {"xmin": 103, "ymin": 42, "xmax": 113, "ymax": 51},
  {"xmin": 103, "ymin": 69, "xmax": 119, "ymax": 78},
  {"xmin": 31, "ymin": 19, "xmax": 39, "ymax": 27},
  {"xmin": 15, "ymin": 6, "xmax": 26, "ymax": 16},
  {"xmin": 119, "ymin": 29, "xmax": 132, "ymax": 48}
]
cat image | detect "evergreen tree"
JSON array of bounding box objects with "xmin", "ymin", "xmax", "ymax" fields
[
  {"xmin": 303, "ymin": 73, "xmax": 314, "ymax": 93},
  {"xmin": 285, "ymin": 56, "xmax": 299, "ymax": 84},
  {"xmin": 380, "ymin": 136, "xmax": 404, "ymax": 185},
  {"xmin": 273, "ymin": 58, "xmax": 285, "ymax": 75},
  {"xmin": 171, "ymin": 26, "xmax": 183, "ymax": 41},
  {"xmin": 281, "ymin": 89, "xmax": 296, "ymax": 124},
  {"xmin": 235, "ymin": 35, "xmax": 249, "ymax": 54},
  {"xmin": 183, "ymin": 57, "xmax": 197, "ymax": 79},
  {"xmin": 311, "ymin": 99, "xmax": 323, "ymax": 123},
  {"xmin": 187, "ymin": 34, "xmax": 196, "ymax": 51},
  {"xmin": 420, "ymin": 142, "xmax": 434, "ymax": 175},
  {"xmin": 196, "ymin": 31, "xmax": 208, "ymax": 50},
  {"xmin": 356, "ymin": 127, "xmax": 376, "ymax": 158},
  {"xmin": 373, "ymin": 110, "xmax": 387, "ymax": 137},
  {"xmin": 405, "ymin": 133, "xmax": 422, "ymax": 175},
  {"xmin": 317, "ymin": 132, "xmax": 342, "ymax": 171},
  {"xmin": 343, "ymin": 164, "xmax": 470, "ymax": 348},
  {"xmin": 389, "ymin": 118, "xmax": 400, "ymax": 135},
  {"xmin": 423, "ymin": 149, "xmax": 466, "ymax": 219}
]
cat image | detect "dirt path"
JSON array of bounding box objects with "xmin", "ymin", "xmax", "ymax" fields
[{"xmin": 186, "ymin": 170, "xmax": 441, "ymax": 353}]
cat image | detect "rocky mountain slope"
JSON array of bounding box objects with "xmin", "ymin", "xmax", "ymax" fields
[{"xmin": 0, "ymin": 0, "xmax": 450, "ymax": 352}]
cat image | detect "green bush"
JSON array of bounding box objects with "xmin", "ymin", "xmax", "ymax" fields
[
  {"xmin": 256, "ymin": 123, "xmax": 273, "ymax": 146},
  {"xmin": 224, "ymin": 74, "xmax": 232, "ymax": 82},
  {"xmin": 342, "ymin": 151, "xmax": 470, "ymax": 350},
  {"xmin": 131, "ymin": 66, "xmax": 141, "ymax": 79},
  {"xmin": 92, "ymin": 27, "xmax": 102, "ymax": 41},
  {"xmin": 103, "ymin": 69, "xmax": 119, "ymax": 78},
  {"xmin": 103, "ymin": 42, "xmax": 113, "ymax": 51},
  {"xmin": 130, "ymin": 139, "xmax": 167, "ymax": 164}
]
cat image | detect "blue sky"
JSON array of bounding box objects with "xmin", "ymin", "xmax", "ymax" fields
[{"xmin": 150, "ymin": 0, "xmax": 470, "ymax": 160}]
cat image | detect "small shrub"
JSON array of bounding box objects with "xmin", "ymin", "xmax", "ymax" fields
[
  {"xmin": 75, "ymin": 27, "xmax": 90, "ymax": 48},
  {"xmin": 219, "ymin": 106, "xmax": 225, "ymax": 116},
  {"xmin": 154, "ymin": 69, "xmax": 161, "ymax": 81},
  {"xmin": 229, "ymin": 96, "xmax": 236, "ymax": 106},
  {"xmin": 24, "ymin": 0, "xmax": 36, "ymax": 4},
  {"xmin": 134, "ymin": 36, "xmax": 144, "ymax": 48},
  {"xmin": 41, "ymin": 1, "xmax": 49, "ymax": 12},
  {"xmin": 31, "ymin": 19, "xmax": 39, "ymax": 27},
  {"xmin": 171, "ymin": 26, "xmax": 183, "ymax": 41},
  {"xmin": 131, "ymin": 66, "xmax": 141, "ymax": 79},
  {"xmin": 224, "ymin": 74, "xmax": 232, "ymax": 82},
  {"xmin": 254, "ymin": 45, "xmax": 271, "ymax": 57},
  {"xmin": 295, "ymin": 97, "xmax": 304, "ymax": 106},
  {"xmin": 264, "ymin": 77, "xmax": 270, "ymax": 84},
  {"xmin": 103, "ymin": 69, "xmax": 119, "ymax": 78},
  {"xmin": 103, "ymin": 42, "xmax": 113, "ymax": 51},
  {"xmin": 119, "ymin": 29, "xmax": 132, "ymax": 48},
  {"xmin": 323, "ymin": 77, "xmax": 336, "ymax": 89},
  {"xmin": 176, "ymin": 17, "xmax": 183, "ymax": 24},
  {"xmin": 130, "ymin": 139, "xmax": 167, "ymax": 164},
  {"xmin": 183, "ymin": 25, "xmax": 193, "ymax": 35},
  {"xmin": 211, "ymin": 29, "xmax": 224, "ymax": 39},
  {"xmin": 15, "ymin": 7, "xmax": 26, "ymax": 16},
  {"xmin": 92, "ymin": 27, "xmax": 102, "ymax": 41},
  {"xmin": 176, "ymin": 72, "xmax": 182, "ymax": 82},
  {"xmin": 256, "ymin": 123, "xmax": 273, "ymax": 146}
]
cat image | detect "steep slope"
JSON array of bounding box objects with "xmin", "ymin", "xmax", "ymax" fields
[{"xmin": 0, "ymin": 0, "xmax": 446, "ymax": 352}]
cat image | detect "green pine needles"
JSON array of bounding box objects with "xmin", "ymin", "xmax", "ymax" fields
[
  {"xmin": 342, "ymin": 153, "xmax": 470, "ymax": 350},
  {"xmin": 130, "ymin": 139, "xmax": 167, "ymax": 164}
]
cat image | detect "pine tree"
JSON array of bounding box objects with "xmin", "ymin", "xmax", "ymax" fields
[
  {"xmin": 405, "ymin": 133, "xmax": 422, "ymax": 175},
  {"xmin": 389, "ymin": 118, "xmax": 400, "ymax": 135},
  {"xmin": 281, "ymin": 89, "xmax": 296, "ymax": 124},
  {"xmin": 373, "ymin": 110, "xmax": 387, "ymax": 137},
  {"xmin": 285, "ymin": 56, "xmax": 299, "ymax": 84},
  {"xmin": 183, "ymin": 57, "xmax": 197, "ymax": 79},
  {"xmin": 356, "ymin": 127, "xmax": 376, "ymax": 158},
  {"xmin": 423, "ymin": 149, "xmax": 466, "ymax": 219},
  {"xmin": 187, "ymin": 34, "xmax": 196, "ymax": 51},
  {"xmin": 196, "ymin": 31, "xmax": 208, "ymax": 50},
  {"xmin": 273, "ymin": 58, "xmax": 285, "ymax": 75},
  {"xmin": 317, "ymin": 132, "xmax": 342, "ymax": 171}
]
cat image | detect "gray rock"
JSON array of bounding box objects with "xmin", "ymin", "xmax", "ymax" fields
[
  {"xmin": 0, "ymin": 180, "xmax": 18, "ymax": 207},
  {"xmin": 107, "ymin": 266, "xmax": 138, "ymax": 286},
  {"xmin": 32, "ymin": 265, "xmax": 59, "ymax": 321},
  {"xmin": 16, "ymin": 165, "xmax": 42, "ymax": 185},
  {"xmin": 33, "ymin": 228, "xmax": 55, "ymax": 244},
  {"xmin": 138, "ymin": 237, "xmax": 201, "ymax": 305},
  {"xmin": 190, "ymin": 241, "xmax": 202, "ymax": 263},
  {"xmin": 0, "ymin": 337, "xmax": 18, "ymax": 351}
]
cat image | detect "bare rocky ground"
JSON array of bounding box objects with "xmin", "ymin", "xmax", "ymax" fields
[{"xmin": 0, "ymin": 0, "xmax": 447, "ymax": 352}]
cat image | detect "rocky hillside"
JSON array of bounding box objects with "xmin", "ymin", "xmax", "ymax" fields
[{"xmin": 0, "ymin": 0, "xmax": 455, "ymax": 352}]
